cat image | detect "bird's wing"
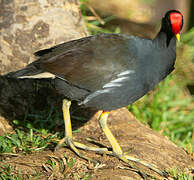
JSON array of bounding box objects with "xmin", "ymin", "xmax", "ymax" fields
[{"xmin": 33, "ymin": 34, "xmax": 138, "ymax": 91}]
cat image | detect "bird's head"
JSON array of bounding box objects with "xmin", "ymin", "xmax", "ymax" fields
[{"xmin": 162, "ymin": 10, "xmax": 183, "ymax": 42}]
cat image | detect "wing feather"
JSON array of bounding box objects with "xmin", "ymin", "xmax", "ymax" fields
[{"xmin": 32, "ymin": 34, "xmax": 137, "ymax": 91}]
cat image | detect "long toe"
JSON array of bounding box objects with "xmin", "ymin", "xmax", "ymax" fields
[
  {"xmin": 124, "ymin": 154, "xmax": 168, "ymax": 178},
  {"xmin": 65, "ymin": 137, "xmax": 100, "ymax": 164}
]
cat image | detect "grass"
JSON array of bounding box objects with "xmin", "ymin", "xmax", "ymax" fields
[
  {"xmin": 0, "ymin": 164, "xmax": 41, "ymax": 180},
  {"xmin": 0, "ymin": 155, "xmax": 78, "ymax": 180},
  {"xmin": 0, "ymin": 164, "xmax": 24, "ymax": 180},
  {"xmin": 0, "ymin": 106, "xmax": 60, "ymax": 155},
  {"xmin": 0, "ymin": 105, "xmax": 84, "ymax": 155},
  {"xmin": 0, "ymin": 1, "xmax": 193, "ymax": 179},
  {"xmin": 80, "ymin": 0, "xmax": 120, "ymax": 34},
  {"xmin": 0, "ymin": 106, "xmax": 86, "ymax": 179},
  {"xmin": 167, "ymin": 167, "xmax": 194, "ymax": 180},
  {"xmin": 128, "ymin": 75, "xmax": 194, "ymax": 150},
  {"xmin": 0, "ymin": 129, "xmax": 57, "ymax": 154}
]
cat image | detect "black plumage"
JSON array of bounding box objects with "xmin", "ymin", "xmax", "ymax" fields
[
  {"xmin": 6, "ymin": 10, "xmax": 184, "ymax": 177},
  {"xmin": 8, "ymin": 10, "xmax": 183, "ymax": 111}
]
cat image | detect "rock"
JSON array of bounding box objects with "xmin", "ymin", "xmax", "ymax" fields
[
  {"xmin": 0, "ymin": 0, "xmax": 87, "ymax": 134},
  {"xmin": 0, "ymin": 0, "xmax": 88, "ymax": 74}
]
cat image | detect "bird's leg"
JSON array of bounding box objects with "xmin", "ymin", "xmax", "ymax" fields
[
  {"xmin": 55, "ymin": 101, "xmax": 166, "ymax": 177},
  {"xmin": 98, "ymin": 111, "xmax": 123, "ymax": 155},
  {"xmin": 98, "ymin": 111, "xmax": 167, "ymax": 177},
  {"xmin": 56, "ymin": 99, "xmax": 72, "ymax": 148},
  {"xmin": 56, "ymin": 99, "xmax": 110, "ymax": 163}
]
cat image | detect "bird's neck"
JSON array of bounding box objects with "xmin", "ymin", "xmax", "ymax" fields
[{"xmin": 153, "ymin": 31, "xmax": 177, "ymax": 49}]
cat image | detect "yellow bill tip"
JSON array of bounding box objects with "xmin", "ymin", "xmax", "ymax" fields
[{"xmin": 175, "ymin": 33, "xmax": 180, "ymax": 41}]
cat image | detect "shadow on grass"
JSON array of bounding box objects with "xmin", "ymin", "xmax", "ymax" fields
[{"xmin": 0, "ymin": 75, "xmax": 96, "ymax": 138}]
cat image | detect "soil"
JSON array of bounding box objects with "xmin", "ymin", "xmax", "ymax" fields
[{"xmin": 1, "ymin": 108, "xmax": 193, "ymax": 180}]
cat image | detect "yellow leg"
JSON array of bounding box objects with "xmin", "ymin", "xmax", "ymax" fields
[
  {"xmin": 63, "ymin": 99, "xmax": 72, "ymax": 139},
  {"xmin": 55, "ymin": 100, "xmax": 167, "ymax": 177},
  {"xmin": 56, "ymin": 99, "xmax": 110, "ymax": 163},
  {"xmin": 98, "ymin": 111, "xmax": 167, "ymax": 177},
  {"xmin": 98, "ymin": 112, "xmax": 123, "ymax": 155},
  {"xmin": 56, "ymin": 99, "xmax": 72, "ymax": 149}
]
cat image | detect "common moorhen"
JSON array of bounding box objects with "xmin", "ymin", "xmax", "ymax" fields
[{"xmin": 7, "ymin": 10, "xmax": 183, "ymax": 177}]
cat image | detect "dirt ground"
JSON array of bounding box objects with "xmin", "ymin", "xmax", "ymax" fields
[{"xmin": 1, "ymin": 108, "xmax": 193, "ymax": 180}]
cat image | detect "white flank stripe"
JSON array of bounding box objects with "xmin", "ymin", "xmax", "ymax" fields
[
  {"xmin": 103, "ymin": 83, "xmax": 122, "ymax": 88},
  {"xmin": 103, "ymin": 77, "xmax": 128, "ymax": 89},
  {"xmin": 117, "ymin": 70, "xmax": 135, "ymax": 77},
  {"xmin": 80, "ymin": 88, "xmax": 113, "ymax": 105},
  {"xmin": 110, "ymin": 76, "xmax": 128, "ymax": 83}
]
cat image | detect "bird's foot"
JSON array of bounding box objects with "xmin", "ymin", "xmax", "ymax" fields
[
  {"xmin": 55, "ymin": 136, "xmax": 106, "ymax": 164},
  {"xmin": 56, "ymin": 137, "xmax": 110, "ymax": 154},
  {"xmin": 56, "ymin": 137, "xmax": 168, "ymax": 178},
  {"xmin": 115, "ymin": 153, "xmax": 168, "ymax": 178}
]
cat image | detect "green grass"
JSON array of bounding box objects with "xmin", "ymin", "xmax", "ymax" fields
[
  {"xmin": 80, "ymin": 0, "xmax": 120, "ymax": 35},
  {"xmin": 0, "ymin": 164, "xmax": 41, "ymax": 180},
  {"xmin": 0, "ymin": 164, "xmax": 24, "ymax": 180},
  {"xmin": 0, "ymin": 129, "xmax": 57, "ymax": 154},
  {"xmin": 0, "ymin": 156, "xmax": 77, "ymax": 180},
  {"xmin": 128, "ymin": 75, "xmax": 194, "ymax": 150},
  {"xmin": 0, "ymin": 106, "xmax": 83, "ymax": 155},
  {"xmin": 0, "ymin": 1, "xmax": 193, "ymax": 179},
  {"xmin": 0, "ymin": 106, "xmax": 61, "ymax": 155},
  {"xmin": 167, "ymin": 167, "xmax": 194, "ymax": 180}
]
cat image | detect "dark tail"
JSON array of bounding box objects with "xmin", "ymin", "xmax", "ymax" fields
[{"xmin": 5, "ymin": 65, "xmax": 43, "ymax": 78}]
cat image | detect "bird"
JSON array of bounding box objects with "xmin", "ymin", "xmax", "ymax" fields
[{"xmin": 7, "ymin": 9, "xmax": 183, "ymax": 177}]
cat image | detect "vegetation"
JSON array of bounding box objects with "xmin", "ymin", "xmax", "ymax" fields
[{"xmin": 0, "ymin": 1, "xmax": 193, "ymax": 179}]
